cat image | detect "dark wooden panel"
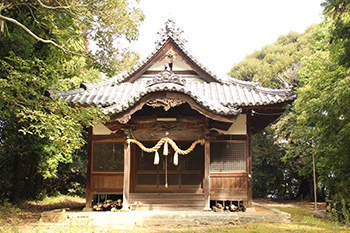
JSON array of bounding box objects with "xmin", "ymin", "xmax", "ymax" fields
[
  {"xmin": 210, "ymin": 172, "xmax": 248, "ymax": 201},
  {"xmin": 91, "ymin": 173, "xmax": 124, "ymax": 192}
]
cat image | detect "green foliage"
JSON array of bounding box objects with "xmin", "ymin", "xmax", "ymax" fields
[
  {"xmin": 322, "ymin": 0, "xmax": 350, "ymax": 67},
  {"xmin": 252, "ymin": 128, "xmax": 286, "ymax": 198},
  {"xmin": 0, "ymin": 0, "xmax": 142, "ymax": 201},
  {"xmin": 295, "ymin": 50, "xmax": 350, "ymax": 198},
  {"xmin": 328, "ymin": 195, "xmax": 350, "ymax": 226},
  {"xmin": 228, "ymin": 27, "xmax": 316, "ymax": 88},
  {"xmin": 293, "ymin": 0, "xmax": 350, "ymax": 203},
  {"xmin": 230, "ymin": 25, "xmax": 321, "ymax": 200}
]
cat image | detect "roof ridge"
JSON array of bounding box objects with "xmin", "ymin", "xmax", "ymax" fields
[
  {"xmin": 111, "ymin": 19, "xmax": 230, "ymax": 84},
  {"xmin": 223, "ymin": 75, "xmax": 293, "ymax": 94}
]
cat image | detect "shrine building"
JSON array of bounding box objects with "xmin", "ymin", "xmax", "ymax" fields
[{"xmin": 56, "ymin": 20, "xmax": 295, "ymax": 211}]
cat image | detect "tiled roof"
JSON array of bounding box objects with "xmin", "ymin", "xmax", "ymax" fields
[
  {"xmin": 56, "ymin": 70, "xmax": 295, "ymax": 116},
  {"xmin": 55, "ymin": 20, "xmax": 295, "ymax": 117}
]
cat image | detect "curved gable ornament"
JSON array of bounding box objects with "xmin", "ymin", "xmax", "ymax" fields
[
  {"xmin": 146, "ymin": 70, "xmax": 186, "ymax": 87},
  {"xmin": 157, "ymin": 19, "xmax": 187, "ymax": 46}
]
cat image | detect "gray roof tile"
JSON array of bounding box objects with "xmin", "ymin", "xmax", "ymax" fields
[
  {"xmin": 56, "ymin": 70, "xmax": 295, "ymax": 116},
  {"xmin": 55, "ymin": 20, "xmax": 295, "ymax": 117}
]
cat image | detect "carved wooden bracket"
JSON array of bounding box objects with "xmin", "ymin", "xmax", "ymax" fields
[
  {"xmin": 146, "ymin": 98, "xmax": 185, "ymax": 111},
  {"xmin": 117, "ymin": 115, "xmax": 131, "ymax": 124}
]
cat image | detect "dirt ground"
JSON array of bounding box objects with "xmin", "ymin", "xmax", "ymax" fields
[
  {"xmin": 254, "ymin": 198, "xmax": 326, "ymax": 211},
  {"xmin": 14, "ymin": 198, "xmax": 326, "ymax": 225},
  {"xmin": 1, "ymin": 199, "xmax": 330, "ymax": 233},
  {"xmin": 14, "ymin": 199, "xmax": 86, "ymax": 225}
]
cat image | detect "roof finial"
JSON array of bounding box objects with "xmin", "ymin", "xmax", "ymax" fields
[{"xmin": 156, "ymin": 19, "xmax": 187, "ymax": 46}]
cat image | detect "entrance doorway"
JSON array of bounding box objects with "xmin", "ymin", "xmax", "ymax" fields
[{"xmin": 134, "ymin": 141, "xmax": 203, "ymax": 192}]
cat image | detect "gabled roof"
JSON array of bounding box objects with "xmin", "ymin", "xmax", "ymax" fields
[{"xmin": 55, "ymin": 20, "xmax": 295, "ymax": 121}]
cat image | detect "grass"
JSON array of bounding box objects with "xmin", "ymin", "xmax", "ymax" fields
[
  {"xmin": 233, "ymin": 207, "xmax": 350, "ymax": 233},
  {"xmin": 1, "ymin": 197, "xmax": 350, "ymax": 232}
]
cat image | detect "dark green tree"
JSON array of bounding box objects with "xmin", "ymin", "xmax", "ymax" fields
[
  {"xmin": 229, "ymin": 25, "xmax": 321, "ymax": 200},
  {"xmin": 228, "ymin": 27, "xmax": 316, "ymax": 88},
  {"xmin": 0, "ymin": 0, "xmax": 144, "ymax": 200},
  {"xmin": 252, "ymin": 129, "xmax": 286, "ymax": 198},
  {"xmin": 295, "ymin": 0, "xmax": 350, "ymax": 202}
]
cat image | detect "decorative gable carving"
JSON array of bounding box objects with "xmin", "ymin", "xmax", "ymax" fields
[
  {"xmin": 146, "ymin": 70, "xmax": 186, "ymax": 87},
  {"xmin": 146, "ymin": 98, "xmax": 185, "ymax": 111},
  {"xmin": 157, "ymin": 19, "xmax": 187, "ymax": 46}
]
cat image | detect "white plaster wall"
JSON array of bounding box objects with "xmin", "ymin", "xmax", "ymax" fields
[
  {"xmin": 148, "ymin": 59, "xmax": 192, "ymax": 71},
  {"xmin": 214, "ymin": 114, "xmax": 247, "ymax": 135},
  {"xmin": 93, "ymin": 123, "xmax": 112, "ymax": 135}
]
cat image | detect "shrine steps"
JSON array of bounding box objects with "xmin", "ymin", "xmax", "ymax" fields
[{"xmin": 129, "ymin": 193, "xmax": 205, "ymax": 211}]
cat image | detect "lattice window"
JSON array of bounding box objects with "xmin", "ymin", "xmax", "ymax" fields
[
  {"xmin": 93, "ymin": 143, "xmax": 124, "ymax": 172},
  {"xmin": 210, "ymin": 142, "xmax": 246, "ymax": 171},
  {"xmin": 136, "ymin": 142, "xmax": 158, "ymax": 171},
  {"xmin": 179, "ymin": 141, "xmax": 202, "ymax": 171}
]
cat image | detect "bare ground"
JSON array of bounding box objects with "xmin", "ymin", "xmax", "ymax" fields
[
  {"xmin": 13, "ymin": 198, "xmax": 325, "ymax": 224},
  {"xmin": 1, "ymin": 198, "xmax": 327, "ymax": 233}
]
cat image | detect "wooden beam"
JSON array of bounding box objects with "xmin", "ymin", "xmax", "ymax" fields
[
  {"xmin": 209, "ymin": 120, "xmax": 233, "ymax": 131},
  {"xmin": 247, "ymin": 112, "xmax": 253, "ymax": 208},
  {"xmin": 203, "ymin": 138, "xmax": 211, "ymax": 211},
  {"xmin": 110, "ymin": 92, "xmax": 237, "ymax": 124},
  {"xmin": 128, "ymin": 115, "xmax": 206, "ymax": 130},
  {"xmin": 104, "ymin": 121, "xmax": 124, "ymax": 131},
  {"xmin": 121, "ymin": 141, "xmax": 131, "ymax": 211},
  {"xmin": 90, "ymin": 135, "xmax": 125, "ymax": 141},
  {"xmin": 143, "ymin": 70, "xmax": 198, "ymax": 75},
  {"xmin": 132, "ymin": 130, "xmax": 205, "ymax": 141},
  {"xmin": 84, "ymin": 127, "xmax": 93, "ymax": 210},
  {"xmin": 210, "ymin": 135, "xmax": 247, "ymax": 141}
]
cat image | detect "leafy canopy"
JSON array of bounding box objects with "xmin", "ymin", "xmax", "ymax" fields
[
  {"xmin": 0, "ymin": 0, "xmax": 144, "ymax": 199},
  {"xmin": 228, "ymin": 27, "xmax": 316, "ymax": 88}
]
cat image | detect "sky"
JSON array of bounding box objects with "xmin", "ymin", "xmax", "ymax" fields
[{"xmin": 128, "ymin": 0, "xmax": 324, "ymax": 75}]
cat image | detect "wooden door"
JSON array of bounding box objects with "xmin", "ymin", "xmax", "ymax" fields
[{"xmin": 134, "ymin": 141, "xmax": 203, "ymax": 192}]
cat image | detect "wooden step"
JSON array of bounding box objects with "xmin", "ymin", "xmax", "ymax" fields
[{"xmin": 129, "ymin": 193, "xmax": 205, "ymax": 211}]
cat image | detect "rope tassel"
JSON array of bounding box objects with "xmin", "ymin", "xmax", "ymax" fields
[
  {"xmin": 173, "ymin": 152, "xmax": 178, "ymax": 166},
  {"xmin": 163, "ymin": 141, "xmax": 168, "ymax": 156},
  {"xmin": 154, "ymin": 151, "xmax": 160, "ymax": 165}
]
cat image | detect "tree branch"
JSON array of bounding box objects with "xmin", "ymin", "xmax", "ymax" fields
[
  {"xmin": 0, "ymin": 14, "xmax": 93, "ymax": 58},
  {"xmin": 36, "ymin": 0, "xmax": 72, "ymax": 10}
]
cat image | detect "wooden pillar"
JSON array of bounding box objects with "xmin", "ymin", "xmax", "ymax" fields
[
  {"xmin": 84, "ymin": 127, "xmax": 93, "ymax": 211},
  {"xmin": 121, "ymin": 140, "xmax": 131, "ymax": 211},
  {"xmin": 247, "ymin": 113, "xmax": 253, "ymax": 207},
  {"xmin": 203, "ymin": 138, "xmax": 211, "ymax": 211}
]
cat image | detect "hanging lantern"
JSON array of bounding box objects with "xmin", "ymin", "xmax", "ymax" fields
[
  {"xmin": 154, "ymin": 151, "xmax": 160, "ymax": 165},
  {"xmin": 173, "ymin": 151, "xmax": 178, "ymax": 166},
  {"xmin": 163, "ymin": 141, "xmax": 168, "ymax": 156}
]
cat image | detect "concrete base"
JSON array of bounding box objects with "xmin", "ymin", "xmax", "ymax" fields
[
  {"xmin": 41, "ymin": 202, "xmax": 291, "ymax": 228},
  {"xmin": 41, "ymin": 209, "xmax": 67, "ymax": 223},
  {"xmin": 245, "ymin": 208, "xmax": 256, "ymax": 213},
  {"xmin": 120, "ymin": 207, "xmax": 130, "ymax": 212},
  {"xmin": 82, "ymin": 207, "xmax": 93, "ymax": 212}
]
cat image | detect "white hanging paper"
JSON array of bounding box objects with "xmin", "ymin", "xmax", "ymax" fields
[
  {"xmin": 154, "ymin": 151, "xmax": 160, "ymax": 165},
  {"xmin": 173, "ymin": 152, "xmax": 178, "ymax": 166},
  {"xmin": 163, "ymin": 141, "xmax": 168, "ymax": 156}
]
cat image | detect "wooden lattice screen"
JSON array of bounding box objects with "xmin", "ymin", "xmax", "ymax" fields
[
  {"xmin": 92, "ymin": 143, "xmax": 124, "ymax": 172},
  {"xmin": 210, "ymin": 142, "xmax": 246, "ymax": 171},
  {"xmin": 136, "ymin": 141, "xmax": 203, "ymax": 171},
  {"xmin": 135, "ymin": 141, "xmax": 203, "ymax": 187}
]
